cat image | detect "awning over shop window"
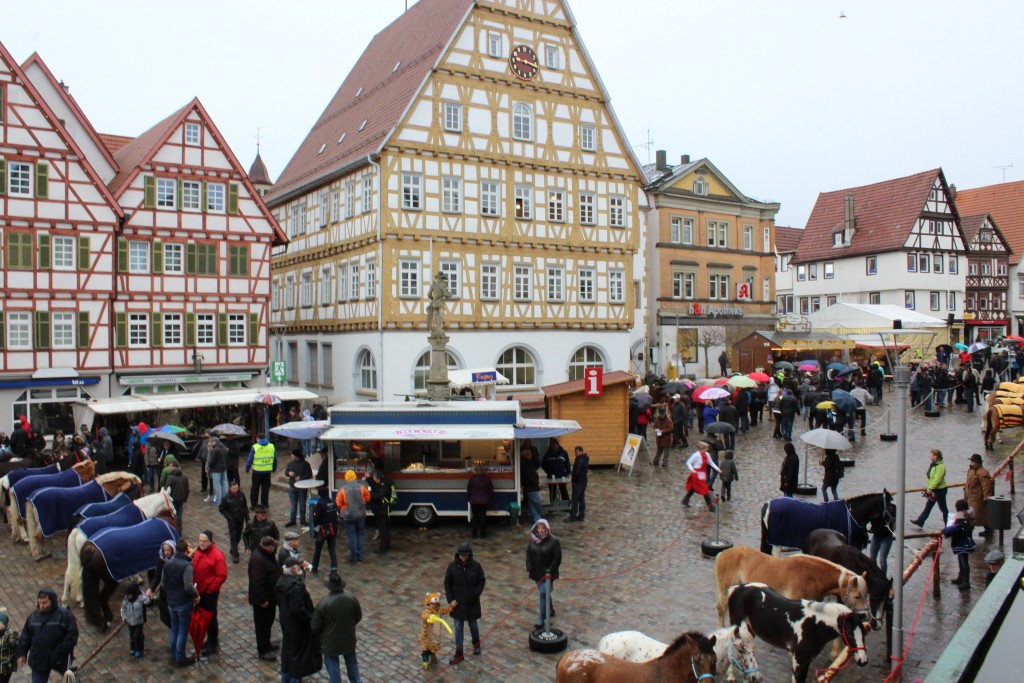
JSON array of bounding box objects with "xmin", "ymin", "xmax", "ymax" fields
[
  {"xmin": 75, "ymin": 387, "xmax": 319, "ymax": 419},
  {"xmin": 321, "ymin": 424, "xmax": 515, "ymax": 441},
  {"xmin": 513, "ymin": 419, "xmax": 582, "ymax": 439}
]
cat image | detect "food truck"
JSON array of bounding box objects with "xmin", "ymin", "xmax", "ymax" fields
[{"xmin": 311, "ymin": 400, "xmax": 579, "ymax": 527}]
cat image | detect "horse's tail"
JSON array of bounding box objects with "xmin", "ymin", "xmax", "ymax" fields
[
  {"xmin": 64, "ymin": 529, "xmax": 84, "ymax": 605},
  {"xmin": 25, "ymin": 503, "xmax": 43, "ymax": 558},
  {"xmin": 759, "ymin": 502, "xmax": 772, "ymax": 554},
  {"xmin": 81, "ymin": 543, "xmax": 105, "ymax": 628}
]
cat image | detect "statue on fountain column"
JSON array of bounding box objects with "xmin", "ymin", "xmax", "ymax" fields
[{"xmin": 427, "ymin": 271, "xmax": 452, "ymax": 337}]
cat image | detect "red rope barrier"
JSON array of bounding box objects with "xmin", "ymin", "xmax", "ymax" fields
[{"xmin": 883, "ymin": 537, "xmax": 943, "ymax": 683}]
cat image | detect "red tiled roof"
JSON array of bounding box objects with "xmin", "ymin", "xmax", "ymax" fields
[
  {"xmin": 774, "ymin": 226, "xmax": 803, "ymax": 253},
  {"xmin": 794, "ymin": 169, "xmax": 942, "ymax": 264},
  {"xmin": 542, "ymin": 370, "xmax": 636, "ymax": 398},
  {"xmin": 108, "ymin": 104, "xmax": 190, "ymax": 196},
  {"xmin": 98, "ymin": 133, "xmax": 133, "ymax": 154},
  {"xmin": 266, "ymin": 0, "xmax": 476, "ymax": 205},
  {"xmin": 955, "ymin": 181, "xmax": 1024, "ymax": 257},
  {"xmin": 958, "ymin": 213, "xmax": 987, "ymax": 244},
  {"xmin": 248, "ymin": 152, "xmax": 272, "ymax": 186}
]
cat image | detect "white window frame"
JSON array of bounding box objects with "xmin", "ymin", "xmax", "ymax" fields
[
  {"xmin": 547, "ymin": 189, "xmax": 565, "ymax": 222},
  {"xmin": 480, "ymin": 181, "xmax": 500, "ymax": 217},
  {"xmin": 934, "ymin": 255, "xmax": 944, "ymax": 274},
  {"xmin": 320, "ymin": 266, "xmax": 333, "ymax": 303},
  {"xmin": 52, "ymin": 311, "xmax": 74, "ymax": 349},
  {"xmin": 743, "ymin": 225, "xmax": 753, "ymax": 250},
  {"xmin": 609, "ymin": 196, "xmax": 625, "ymax": 228},
  {"xmin": 440, "ymin": 260, "xmax": 461, "ymax": 299},
  {"xmin": 297, "ymin": 198, "xmax": 307, "ymax": 234},
  {"xmin": 227, "ymin": 313, "xmax": 246, "ymax": 346},
  {"xmin": 796, "ymin": 265, "xmax": 807, "ymax": 282},
  {"xmin": 358, "ymin": 349, "xmax": 378, "ymax": 393},
  {"xmin": 762, "ymin": 277, "xmax": 771, "ymax": 302},
  {"xmin": 331, "ymin": 188, "xmax": 340, "ymax": 223},
  {"xmin": 949, "ymin": 256, "xmax": 958, "ymax": 274},
  {"xmin": 284, "ymin": 276, "xmax": 295, "ymax": 308},
  {"xmin": 444, "ymin": 102, "xmax": 463, "ymax": 133},
  {"xmin": 568, "ymin": 346, "xmax": 605, "ymax": 382},
  {"xmin": 905, "ymin": 291, "xmax": 915, "ymax": 309},
  {"xmin": 866, "ymin": 256, "xmax": 877, "ymax": 275},
  {"xmin": 512, "ymin": 102, "xmax": 533, "ymax": 141},
  {"xmin": 948, "ymin": 291, "xmax": 957, "ymax": 311},
  {"xmin": 128, "ymin": 313, "xmax": 149, "ymax": 348},
  {"xmin": 365, "ymin": 258, "xmax": 377, "ymax": 300},
  {"xmin": 162, "ymin": 313, "xmax": 182, "ymax": 347},
  {"xmin": 7, "ymin": 162, "xmax": 32, "ymax": 196},
  {"xmin": 442, "ymin": 177, "xmax": 462, "ymax": 214},
  {"xmin": 53, "ymin": 236, "xmax": 75, "ymax": 270},
  {"xmin": 763, "ymin": 226, "xmax": 771, "ymax": 252},
  {"xmin": 824, "ymin": 262, "xmax": 834, "ymax": 279},
  {"xmin": 609, "ymin": 269, "xmax": 625, "ymax": 304},
  {"xmin": 361, "ymin": 176, "xmax": 372, "ymax": 214},
  {"xmin": 399, "ymin": 259, "xmax": 421, "ymax": 298},
  {"xmin": 349, "ymin": 262, "xmax": 359, "ymax": 301},
  {"xmin": 578, "ymin": 268, "xmax": 595, "ymax": 303},
  {"xmin": 402, "ymin": 173, "xmax": 422, "ymax": 211},
  {"xmin": 579, "ymin": 193, "xmax": 596, "ymax": 225},
  {"xmin": 480, "ymin": 262, "xmax": 499, "ymax": 301},
  {"xmin": 184, "ymin": 123, "xmax": 200, "ymax": 145},
  {"xmin": 7, "ymin": 312, "xmax": 31, "ymax": 349},
  {"xmin": 336, "ymin": 264, "xmax": 348, "ymax": 302},
  {"xmin": 196, "ymin": 313, "xmax": 215, "ymax": 347},
  {"xmin": 683, "ymin": 218, "xmax": 694, "ymax": 244},
  {"xmin": 547, "ymin": 266, "xmax": 565, "ymax": 302},
  {"xmin": 513, "ymin": 264, "xmax": 532, "ymax": 302},
  {"xmin": 128, "ymin": 241, "xmax": 150, "ymax": 274},
  {"xmin": 345, "ymin": 181, "xmax": 355, "ymax": 219},
  {"xmin": 181, "ymin": 180, "xmax": 201, "ymax": 211},
  {"xmin": 545, "ymin": 44, "xmax": 560, "ymax": 69},
  {"xmin": 319, "ymin": 190, "xmax": 329, "ymax": 227},
  {"xmin": 693, "ymin": 176, "xmax": 708, "ymax": 196},
  {"xmin": 670, "ymin": 217, "xmax": 682, "ymax": 243},
  {"xmin": 300, "ymin": 272, "xmax": 313, "ymax": 308},
  {"xmin": 808, "ymin": 263, "xmax": 818, "ymax": 281},
  {"xmin": 930, "ymin": 291, "xmax": 941, "ymax": 311},
  {"xmin": 709, "ymin": 273, "xmax": 729, "ymax": 301},
  {"xmin": 580, "ymin": 125, "xmax": 596, "ymax": 152},
  {"xmin": 514, "ymin": 185, "xmax": 533, "ymax": 220},
  {"xmin": 918, "ymin": 253, "xmax": 930, "ymax": 273},
  {"xmin": 156, "ymin": 178, "xmax": 175, "ymax": 208},
  {"xmin": 487, "ymin": 32, "xmax": 502, "ymax": 58}
]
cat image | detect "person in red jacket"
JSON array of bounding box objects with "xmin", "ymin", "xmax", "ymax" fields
[{"xmin": 192, "ymin": 530, "xmax": 228, "ymax": 657}]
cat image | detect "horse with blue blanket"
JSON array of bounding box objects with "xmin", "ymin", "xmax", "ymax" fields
[
  {"xmin": 63, "ymin": 490, "xmax": 175, "ymax": 606},
  {"xmin": 25, "ymin": 471, "xmax": 141, "ymax": 560},
  {"xmin": 81, "ymin": 517, "xmax": 180, "ymax": 630},
  {"xmin": 7, "ymin": 460, "xmax": 94, "ymax": 543},
  {"xmin": 759, "ymin": 491, "xmax": 894, "ymax": 555}
]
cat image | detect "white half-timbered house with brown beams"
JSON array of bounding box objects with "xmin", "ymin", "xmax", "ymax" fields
[
  {"xmin": 267, "ymin": 0, "xmax": 646, "ymax": 401},
  {"xmin": 958, "ymin": 212, "xmax": 1012, "ymax": 342},
  {"xmin": 0, "ymin": 41, "xmax": 124, "ymax": 431}
]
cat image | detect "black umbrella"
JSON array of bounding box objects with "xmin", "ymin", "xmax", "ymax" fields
[
  {"xmin": 633, "ymin": 392, "xmax": 653, "ymax": 410},
  {"xmin": 664, "ymin": 380, "xmax": 687, "ymax": 394},
  {"xmin": 831, "ymin": 389, "xmax": 859, "ymax": 413},
  {"xmin": 705, "ymin": 422, "xmax": 736, "ymax": 434}
]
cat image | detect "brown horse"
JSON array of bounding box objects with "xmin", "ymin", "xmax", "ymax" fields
[
  {"xmin": 714, "ymin": 546, "xmax": 869, "ymax": 627},
  {"xmin": 984, "ymin": 402, "xmax": 1024, "ymax": 450},
  {"xmin": 556, "ymin": 631, "xmax": 717, "ymax": 683},
  {"xmin": 25, "ymin": 471, "xmax": 141, "ymax": 560},
  {"xmin": 8, "ymin": 460, "xmax": 94, "ymax": 543}
]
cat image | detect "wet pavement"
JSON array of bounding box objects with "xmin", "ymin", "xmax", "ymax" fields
[{"xmin": 0, "ymin": 394, "xmax": 1018, "ymax": 682}]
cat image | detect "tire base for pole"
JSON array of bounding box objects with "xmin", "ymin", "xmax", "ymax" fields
[
  {"xmin": 701, "ymin": 539, "xmax": 734, "ymax": 558},
  {"xmin": 880, "ymin": 433, "xmax": 898, "ymax": 442},
  {"xmin": 528, "ymin": 628, "xmax": 568, "ymax": 653},
  {"xmin": 924, "ymin": 410, "xmax": 941, "ymax": 418},
  {"xmin": 796, "ymin": 484, "xmax": 818, "ymax": 496}
]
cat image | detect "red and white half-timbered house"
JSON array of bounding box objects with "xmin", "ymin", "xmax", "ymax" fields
[{"xmin": 1, "ymin": 41, "xmax": 284, "ymax": 433}]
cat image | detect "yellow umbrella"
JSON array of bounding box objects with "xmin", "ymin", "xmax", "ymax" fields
[{"xmin": 816, "ymin": 400, "xmax": 836, "ymax": 410}]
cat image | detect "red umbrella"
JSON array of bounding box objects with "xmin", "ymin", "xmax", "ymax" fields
[
  {"xmin": 747, "ymin": 372, "xmax": 771, "ymax": 382},
  {"xmin": 713, "ymin": 377, "xmax": 730, "ymax": 386},
  {"xmin": 692, "ymin": 385, "xmax": 731, "ymax": 403},
  {"xmin": 189, "ymin": 605, "xmax": 214, "ymax": 658}
]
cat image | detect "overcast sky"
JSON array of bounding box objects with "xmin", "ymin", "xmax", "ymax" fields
[{"xmin": 5, "ymin": 0, "xmax": 1022, "ymax": 227}]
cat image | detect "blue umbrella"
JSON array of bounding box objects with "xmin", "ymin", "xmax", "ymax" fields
[
  {"xmin": 954, "ymin": 343, "xmax": 969, "ymax": 351},
  {"xmin": 826, "ymin": 361, "xmax": 848, "ymax": 372},
  {"xmin": 798, "ymin": 359, "xmax": 820, "ymax": 367},
  {"xmin": 831, "ymin": 388, "xmax": 859, "ymax": 413},
  {"xmin": 836, "ymin": 365, "xmax": 861, "ymax": 376}
]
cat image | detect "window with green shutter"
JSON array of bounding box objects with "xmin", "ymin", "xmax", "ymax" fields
[
  {"xmin": 7, "ymin": 233, "xmax": 32, "ymax": 270},
  {"xmin": 217, "ymin": 313, "xmax": 228, "ymax": 347},
  {"xmin": 176, "ymin": 178, "xmax": 182, "ymax": 210},
  {"xmin": 143, "ymin": 176, "xmax": 156, "ymax": 208},
  {"xmin": 77, "ymin": 311, "xmax": 89, "ymax": 349},
  {"xmin": 228, "ymin": 183, "xmax": 239, "ymax": 214},
  {"xmin": 0, "ymin": 312, "xmax": 5, "ymax": 350},
  {"xmin": 0, "ymin": 159, "xmax": 6, "ymax": 195},
  {"xmin": 151, "ymin": 312, "xmax": 163, "ymax": 347},
  {"xmin": 185, "ymin": 312, "xmax": 196, "ymax": 346},
  {"xmin": 228, "ymin": 245, "xmax": 248, "ymax": 277},
  {"xmin": 186, "ymin": 243, "xmax": 197, "ymax": 275},
  {"xmin": 196, "ymin": 243, "xmax": 217, "ymax": 275},
  {"xmin": 35, "ymin": 163, "xmax": 48, "ymax": 199},
  {"xmin": 201, "ymin": 181, "xmax": 209, "ymax": 214},
  {"xmin": 152, "ymin": 241, "xmax": 163, "ymax": 274},
  {"xmin": 78, "ymin": 236, "xmax": 90, "ymax": 271},
  {"xmin": 34, "ymin": 311, "xmax": 50, "ymax": 350},
  {"xmin": 0, "ymin": 84, "xmax": 4, "ymax": 124},
  {"xmin": 117, "ymin": 238, "xmax": 128, "ymax": 273},
  {"xmin": 115, "ymin": 312, "xmax": 127, "ymax": 348},
  {"xmin": 38, "ymin": 234, "xmax": 51, "ymax": 270},
  {"xmin": 248, "ymin": 312, "xmax": 259, "ymax": 346}
]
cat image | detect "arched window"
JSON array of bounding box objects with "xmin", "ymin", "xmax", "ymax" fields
[
  {"xmin": 567, "ymin": 345, "xmax": 606, "ymax": 381},
  {"xmin": 693, "ymin": 176, "xmax": 708, "ymax": 196},
  {"xmin": 413, "ymin": 350, "xmax": 460, "ymax": 391},
  {"xmin": 357, "ymin": 349, "xmax": 377, "ymax": 393},
  {"xmin": 496, "ymin": 346, "xmax": 536, "ymax": 387},
  {"xmin": 512, "ymin": 103, "xmax": 533, "ymax": 141}
]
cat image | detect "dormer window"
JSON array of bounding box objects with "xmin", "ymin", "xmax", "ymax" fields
[
  {"xmin": 355, "ymin": 87, "xmax": 363, "ymax": 98},
  {"xmin": 693, "ymin": 176, "xmax": 708, "ymax": 196},
  {"xmin": 338, "ymin": 132, "xmax": 347, "ymax": 144},
  {"xmin": 392, "ymin": 61, "xmax": 401, "ymax": 73},
  {"xmin": 318, "ymin": 143, "xmax": 326, "ymax": 154},
  {"xmin": 359, "ymin": 119, "xmax": 367, "ymax": 131},
  {"xmin": 833, "ymin": 232, "xmax": 843, "ymax": 247}
]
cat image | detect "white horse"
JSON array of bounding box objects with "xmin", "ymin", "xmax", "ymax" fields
[
  {"xmin": 63, "ymin": 490, "xmax": 174, "ymax": 606},
  {"xmin": 597, "ymin": 624, "xmax": 762, "ymax": 682}
]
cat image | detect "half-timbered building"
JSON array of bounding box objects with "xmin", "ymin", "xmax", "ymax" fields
[
  {"xmin": 0, "ymin": 41, "xmax": 283, "ymax": 431},
  {"xmin": 267, "ymin": 0, "xmax": 645, "ymax": 400},
  {"xmin": 957, "ymin": 212, "xmax": 1012, "ymax": 342},
  {"xmin": 643, "ymin": 151, "xmax": 779, "ymax": 377},
  {"xmin": 791, "ymin": 169, "xmax": 967, "ymax": 339}
]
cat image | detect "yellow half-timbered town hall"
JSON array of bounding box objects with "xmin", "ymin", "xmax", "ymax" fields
[{"xmin": 268, "ymin": 0, "xmax": 646, "ymax": 399}]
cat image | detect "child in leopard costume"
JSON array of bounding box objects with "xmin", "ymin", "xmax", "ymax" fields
[{"xmin": 419, "ymin": 592, "xmax": 453, "ymax": 669}]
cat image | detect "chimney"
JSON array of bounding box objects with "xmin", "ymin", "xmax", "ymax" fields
[
  {"xmin": 843, "ymin": 192, "xmax": 855, "ymax": 243},
  {"xmin": 949, "ymin": 184, "xmax": 957, "ymax": 200},
  {"xmin": 655, "ymin": 149, "xmax": 669, "ymax": 172},
  {"xmin": 680, "ymin": 154, "xmax": 691, "ymax": 165}
]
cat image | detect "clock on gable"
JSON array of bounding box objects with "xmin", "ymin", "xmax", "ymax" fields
[{"xmin": 509, "ymin": 45, "xmax": 539, "ymax": 80}]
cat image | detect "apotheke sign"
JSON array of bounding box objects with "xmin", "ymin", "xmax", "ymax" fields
[
  {"xmin": 688, "ymin": 303, "xmax": 744, "ymax": 318},
  {"xmin": 120, "ymin": 372, "xmax": 255, "ymax": 386}
]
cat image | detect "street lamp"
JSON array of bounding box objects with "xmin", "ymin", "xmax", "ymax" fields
[{"xmin": 192, "ymin": 350, "xmax": 204, "ymax": 374}]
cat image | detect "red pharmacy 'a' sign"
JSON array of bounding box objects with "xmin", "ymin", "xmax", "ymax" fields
[{"xmin": 584, "ymin": 367, "xmax": 603, "ymax": 396}]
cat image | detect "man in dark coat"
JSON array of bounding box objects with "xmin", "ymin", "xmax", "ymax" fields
[
  {"xmin": 568, "ymin": 446, "xmax": 589, "ymax": 522},
  {"xmin": 367, "ymin": 468, "xmax": 396, "ymax": 553},
  {"xmin": 521, "ymin": 451, "xmax": 543, "ymax": 524},
  {"xmin": 780, "ymin": 442, "xmax": 800, "ymax": 497},
  {"xmin": 541, "ymin": 439, "xmax": 570, "ymax": 502},
  {"xmin": 165, "ymin": 459, "xmax": 189, "ymax": 534},
  {"xmin": 734, "ymin": 388, "xmax": 750, "ymax": 434},
  {"xmin": 16, "ymin": 588, "xmax": 78, "ymax": 680},
  {"xmin": 218, "ymin": 480, "xmax": 250, "ymax": 563},
  {"xmin": 443, "ymin": 543, "xmax": 486, "ymax": 664},
  {"xmin": 526, "ymin": 519, "xmax": 562, "ymax": 630},
  {"xmin": 205, "ymin": 436, "xmax": 229, "ymax": 505},
  {"xmin": 284, "ymin": 449, "xmax": 313, "ymax": 528},
  {"xmin": 778, "ymin": 389, "xmax": 799, "ymax": 441},
  {"xmin": 91, "ymin": 426, "xmax": 114, "ymax": 475},
  {"xmin": 9, "ymin": 422, "xmax": 29, "ymax": 457},
  {"xmin": 244, "ymin": 505, "xmax": 280, "ymax": 553},
  {"xmin": 717, "ymin": 399, "xmax": 738, "ymax": 450},
  {"xmin": 312, "ymin": 574, "xmax": 362, "ymax": 683},
  {"xmin": 275, "ymin": 558, "xmax": 322, "ymax": 681},
  {"xmin": 248, "ymin": 536, "xmax": 282, "ymax": 661},
  {"xmin": 466, "ymin": 467, "xmax": 493, "ymax": 539}
]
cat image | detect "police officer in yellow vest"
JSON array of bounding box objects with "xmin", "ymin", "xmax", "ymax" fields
[{"xmin": 246, "ymin": 434, "xmax": 277, "ymax": 511}]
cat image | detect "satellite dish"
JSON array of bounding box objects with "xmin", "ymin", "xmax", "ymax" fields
[{"xmin": 839, "ymin": 11, "xmax": 847, "ymax": 18}]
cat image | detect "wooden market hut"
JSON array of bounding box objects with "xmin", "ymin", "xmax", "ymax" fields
[
  {"xmin": 732, "ymin": 330, "xmax": 855, "ymax": 375},
  {"xmin": 542, "ymin": 370, "xmax": 635, "ymax": 466}
]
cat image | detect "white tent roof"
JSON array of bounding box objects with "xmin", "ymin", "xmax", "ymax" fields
[
  {"xmin": 75, "ymin": 387, "xmax": 319, "ymax": 421},
  {"xmin": 808, "ymin": 303, "xmax": 947, "ymax": 330}
]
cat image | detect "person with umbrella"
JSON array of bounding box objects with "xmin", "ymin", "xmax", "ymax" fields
[
  {"xmin": 681, "ymin": 442, "xmax": 720, "ymax": 511},
  {"xmin": 780, "ymin": 442, "xmax": 800, "ymax": 498},
  {"xmin": 276, "ymin": 557, "xmax": 322, "ymax": 681},
  {"xmin": 192, "ymin": 530, "xmax": 228, "ymax": 657}
]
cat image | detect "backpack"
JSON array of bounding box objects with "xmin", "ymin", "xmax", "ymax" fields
[
  {"xmin": 382, "ymin": 482, "xmax": 398, "ymax": 507},
  {"xmin": 318, "ymin": 499, "xmax": 339, "ymax": 538}
]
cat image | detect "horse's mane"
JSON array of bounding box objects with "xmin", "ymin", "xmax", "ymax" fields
[
  {"xmin": 95, "ymin": 471, "xmax": 140, "ymax": 485},
  {"xmin": 804, "ymin": 598, "xmax": 852, "ymax": 621},
  {"xmin": 843, "ymin": 491, "xmax": 883, "ymax": 504},
  {"xmin": 661, "ymin": 630, "xmax": 711, "ymax": 657}
]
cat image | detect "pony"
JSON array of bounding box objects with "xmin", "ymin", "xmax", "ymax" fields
[
  {"xmin": 803, "ymin": 528, "xmax": 892, "ymax": 630},
  {"xmin": 714, "ymin": 546, "xmax": 869, "ymax": 627},
  {"xmin": 81, "ymin": 517, "xmax": 179, "ymax": 630},
  {"xmin": 63, "ymin": 490, "xmax": 175, "ymax": 606},
  {"xmin": 727, "ymin": 583, "xmax": 870, "ymax": 683},
  {"xmin": 983, "ymin": 402, "xmax": 1024, "ymax": 450},
  {"xmin": 759, "ymin": 491, "xmax": 895, "ymax": 555},
  {"xmin": 598, "ymin": 625, "xmax": 761, "ymax": 682},
  {"xmin": 24, "ymin": 471, "xmax": 141, "ymax": 560},
  {"xmin": 8, "ymin": 460, "xmax": 94, "ymax": 543},
  {"xmin": 556, "ymin": 631, "xmax": 717, "ymax": 683}
]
